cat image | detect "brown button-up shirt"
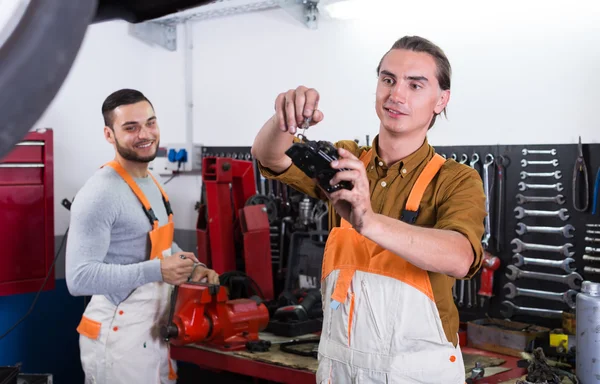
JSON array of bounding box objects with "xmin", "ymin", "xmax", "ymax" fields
[{"xmin": 258, "ymin": 135, "xmax": 486, "ymax": 346}]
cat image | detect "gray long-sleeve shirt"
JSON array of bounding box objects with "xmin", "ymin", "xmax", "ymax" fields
[{"xmin": 65, "ymin": 166, "xmax": 183, "ymax": 306}]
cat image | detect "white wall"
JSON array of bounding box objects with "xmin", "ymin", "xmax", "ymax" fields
[
  {"xmin": 33, "ymin": 20, "xmax": 201, "ymax": 235},
  {"xmin": 31, "ymin": 0, "xmax": 600, "ymax": 235}
]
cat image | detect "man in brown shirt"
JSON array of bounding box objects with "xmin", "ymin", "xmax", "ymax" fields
[{"xmin": 252, "ymin": 36, "xmax": 486, "ymax": 383}]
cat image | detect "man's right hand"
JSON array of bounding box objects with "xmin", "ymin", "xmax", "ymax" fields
[
  {"xmin": 160, "ymin": 252, "xmax": 196, "ymax": 285},
  {"xmin": 274, "ymin": 86, "xmax": 324, "ymax": 135}
]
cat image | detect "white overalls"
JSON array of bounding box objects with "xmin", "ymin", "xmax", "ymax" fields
[
  {"xmin": 76, "ymin": 161, "xmax": 178, "ymax": 384},
  {"xmin": 316, "ymin": 151, "xmax": 466, "ymax": 384}
]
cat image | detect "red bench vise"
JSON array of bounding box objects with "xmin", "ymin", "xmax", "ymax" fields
[{"xmin": 160, "ymin": 283, "xmax": 269, "ymax": 351}]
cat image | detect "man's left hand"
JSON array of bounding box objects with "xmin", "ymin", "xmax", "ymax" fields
[
  {"xmin": 190, "ymin": 265, "xmax": 220, "ymax": 285},
  {"xmin": 327, "ymin": 148, "xmax": 375, "ymax": 234}
]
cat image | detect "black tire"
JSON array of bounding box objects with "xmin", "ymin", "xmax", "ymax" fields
[{"xmin": 0, "ymin": 0, "xmax": 98, "ymax": 160}]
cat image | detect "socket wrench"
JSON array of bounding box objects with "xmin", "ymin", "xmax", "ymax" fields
[
  {"xmin": 518, "ymin": 181, "xmax": 563, "ymax": 192},
  {"xmin": 505, "ymin": 265, "xmax": 582, "ymax": 289},
  {"xmin": 521, "ymin": 159, "xmax": 559, "ymax": 167},
  {"xmin": 503, "ymin": 282, "xmax": 577, "ymax": 309},
  {"xmin": 515, "ymin": 193, "xmax": 565, "ymax": 205},
  {"xmin": 514, "ymin": 206, "xmax": 569, "ymax": 221},
  {"xmin": 512, "ymin": 253, "xmax": 576, "ymax": 273},
  {"xmin": 520, "ymin": 171, "xmax": 562, "ymax": 180},
  {"xmin": 511, "ymin": 238, "xmax": 574, "ymax": 257},
  {"xmin": 521, "ymin": 148, "xmax": 557, "ymax": 156},
  {"xmin": 515, "ymin": 223, "xmax": 575, "ymax": 238},
  {"xmin": 500, "ymin": 301, "xmax": 563, "ymax": 319}
]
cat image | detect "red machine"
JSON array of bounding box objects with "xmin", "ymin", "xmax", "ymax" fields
[
  {"xmin": 478, "ymin": 251, "xmax": 501, "ymax": 307},
  {"xmin": 196, "ymin": 156, "xmax": 274, "ymax": 300},
  {"xmin": 0, "ymin": 129, "xmax": 54, "ymax": 296},
  {"xmin": 160, "ymin": 283, "xmax": 269, "ymax": 350}
]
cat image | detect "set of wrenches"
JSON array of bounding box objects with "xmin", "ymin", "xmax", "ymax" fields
[{"xmin": 502, "ymin": 147, "xmax": 580, "ymax": 319}]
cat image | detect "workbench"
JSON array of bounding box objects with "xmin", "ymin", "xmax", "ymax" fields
[{"xmin": 171, "ymin": 333, "xmax": 528, "ymax": 383}]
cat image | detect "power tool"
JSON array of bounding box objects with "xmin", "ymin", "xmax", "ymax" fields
[{"xmin": 160, "ymin": 282, "xmax": 269, "ymax": 351}]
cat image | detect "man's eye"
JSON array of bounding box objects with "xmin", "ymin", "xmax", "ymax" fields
[
  {"xmin": 411, "ymin": 83, "xmax": 422, "ymax": 90},
  {"xmin": 382, "ymin": 77, "xmax": 394, "ymax": 85}
]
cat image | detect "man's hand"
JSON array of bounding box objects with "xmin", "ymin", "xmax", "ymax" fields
[
  {"xmin": 327, "ymin": 148, "xmax": 375, "ymax": 234},
  {"xmin": 189, "ymin": 265, "xmax": 220, "ymax": 285},
  {"xmin": 160, "ymin": 252, "xmax": 198, "ymax": 285},
  {"xmin": 274, "ymin": 86, "xmax": 324, "ymax": 134}
]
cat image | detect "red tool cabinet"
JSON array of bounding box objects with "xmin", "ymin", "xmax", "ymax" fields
[{"xmin": 0, "ymin": 129, "xmax": 54, "ymax": 296}]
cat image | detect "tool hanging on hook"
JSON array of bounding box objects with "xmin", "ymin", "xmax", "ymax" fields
[{"xmin": 572, "ymin": 136, "xmax": 589, "ymax": 212}]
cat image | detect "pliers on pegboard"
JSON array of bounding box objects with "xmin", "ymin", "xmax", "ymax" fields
[
  {"xmin": 572, "ymin": 136, "xmax": 589, "ymax": 212},
  {"xmin": 592, "ymin": 166, "xmax": 600, "ymax": 215}
]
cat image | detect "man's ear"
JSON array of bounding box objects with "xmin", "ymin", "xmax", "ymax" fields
[
  {"xmin": 434, "ymin": 90, "xmax": 450, "ymax": 115},
  {"xmin": 104, "ymin": 126, "xmax": 115, "ymax": 144}
]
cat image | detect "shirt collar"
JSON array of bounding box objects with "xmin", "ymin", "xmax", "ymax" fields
[{"xmin": 369, "ymin": 135, "xmax": 433, "ymax": 178}]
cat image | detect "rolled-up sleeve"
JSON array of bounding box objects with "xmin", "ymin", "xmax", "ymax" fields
[{"xmin": 434, "ymin": 166, "xmax": 487, "ymax": 279}]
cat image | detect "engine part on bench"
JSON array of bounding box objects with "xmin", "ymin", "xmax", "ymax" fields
[
  {"xmin": 511, "ymin": 238, "xmax": 574, "ymax": 257},
  {"xmin": 585, "ymin": 237, "xmax": 600, "ymax": 243},
  {"xmin": 512, "ymin": 254, "xmax": 576, "ymax": 273},
  {"xmin": 285, "ymin": 136, "xmax": 352, "ymax": 193},
  {"xmin": 500, "ymin": 300, "xmax": 564, "ymax": 319},
  {"xmin": 298, "ymin": 197, "xmax": 314, "ymax": 226},
  {"xmin": 518, "ymin": 181, "xmax": 563, "ymax": 192},
  {"xmin": 280, "ymin": 339, "xmax": 320, "ymax": 359},
  {"xmin": 515, "ymin": 223, "xmax": 575, "ymax": 238},
  {"xmin": 522, "ymin": 148, "xmax": 557, "ymax": 156},
  {"xmin": 160, "ymin": 283, "xmax": 269, "ymax": 350},
  {"xmin": 274, "ymin": 289, "xmax": 322, "ymax": 322},
  {"xmin": 520, "ymin": 170, "xmax": 562, "ymax": 180},
  {"xmin": 515, "ymin": 193, "xmax": 565, "ymax": 205},
  {"xmin": 514, "ymin": 206, "xmax": 569, "ymax": 221},
  {"xmin": 521, "ymin": 159, "xmax": 559, "ymax": 167},
  {"xmin": 505, "ymin": 265, "xmax": 582, "ymax": 289},
  {"xmin": 503, "ymin": 282, "xmax": 577, "ymax": 309},
  {"xmin": 585, "ymin": 246, "xmax": 600, "ymax": 254},
  {"xmin": 465, "ymin": 362, "xmax": 485, "ymax": 384}
]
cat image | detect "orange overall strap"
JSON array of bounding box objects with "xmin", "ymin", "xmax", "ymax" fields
[
  {"xmin": 148, "ymin": 172, "xmax": 174, "ymax": 222},
  {"xmin": 330, "ymin": 148, "xmax": 373, "ymax": 309},
  {"xmin": 401, "ymin": 154, "xmax": 446, "ymax": 223},
  {"xmin": 103, "ymin": 161, "xmax": 159, "ymax": 229}
]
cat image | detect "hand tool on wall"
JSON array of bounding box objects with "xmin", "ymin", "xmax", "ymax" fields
[
  {"xmin": 592, "ymin": 166, "xmax": 600, "ymax": 215},
  {"xmin": 478, "ymin": 251, "xmax": 500, "ymax": 307},
  {"xmin": 495, "ymin": 155, "xmax": 508, "ymax": 253},
  {"xmin": 583, "ymin": 255, "xmax": 600, "ymax": 262},
  {"xmin": 501, "ymin": 301, "xmax": 564, "ymax": 319},
  {"xmin": 515, "ymin": 223, "xmax": 575, "ymax": 238},
  {"xmin": 521, "ymin": 159, "xmax": 559, "ymax": 167},
  {"xmin": 572, "ymin": 136, "xmax": 589, "ymax": 212},
  {"xmin": 584, "ymin": 266, "xmax": 600, "ymax": 275},
  {"xmin": 514, "ymin": 206, "xmax": 569, "ymax": 221},
  {"xmin": 522, "ymin": 148, "xmax": 557, "ymax": 156},
  {"xmin": 482, "ymin": 154, "xmax": 494, "ymax": 249},
  {"xmin": 585, "ymin": 246, "xmax": 600, "ymax": 254},
  {"xmin": 503, "ymin": 282, "xmax": 577, "ymax": 309},
  {"xmin": 520, "ymin": 170, "xmax": 562, "ymax": 180},
  {"xmin": 512, "ymin": 254, "xmax": 576, "ymax": 273},
  {"xmin": 587, "ymin": 224, "xmax": 600, "ymax": 228},
  {"xmin": 511, "ymin": 238, "xmax": 574, "ymax": 257},
  {"xmin": 505, "ymin": 265, "xmax": 582, "ymax": 290},
  {"xmin": 466, "ymin": 153, "xmax": 480, "ymax": 307},
  {"xmin": 459, "ymin": 153, "xmax": 469, "ymax": 164},
  {"xmin": 585, "ymin": 237, "xmax": 600, "ymax": 243},
  {"xmin": 515, "ymin": 193, "xmax": 565, "ymax": 205},
  {"xmin": 518, "ymin": 181, "xmax": 563, "ymax": 191}
]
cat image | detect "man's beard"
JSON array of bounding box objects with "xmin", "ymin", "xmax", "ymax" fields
[{"xmin": 115, "ymin": 137, "xmax": 158, "ymax": 163}]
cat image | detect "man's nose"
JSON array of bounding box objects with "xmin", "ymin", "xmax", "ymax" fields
[
  {"xmin": 138, "ymin": 125, "xmax": 153, "ymax": 139},
  {"xmin": 389, "ymin": 82, "xmax": 408, "ymax": 104}
]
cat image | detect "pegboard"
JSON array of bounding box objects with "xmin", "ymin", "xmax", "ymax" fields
[
  {"xmin": 434, "ymin": 141, "xmax": 600, "ymax": 329},
  {"xmin": 202, "ymin": 143, "xmax": 600, "ymax": 329}
]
